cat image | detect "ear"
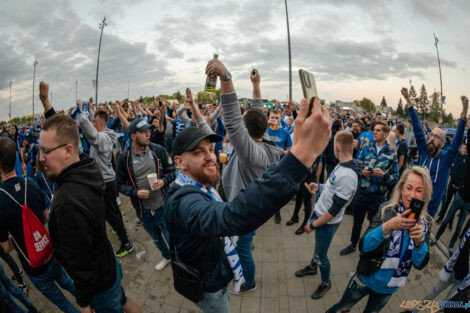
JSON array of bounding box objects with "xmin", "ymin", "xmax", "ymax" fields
[{"xmin": 174, "ymin": 156, "xmax": 185, "ymax": 170}]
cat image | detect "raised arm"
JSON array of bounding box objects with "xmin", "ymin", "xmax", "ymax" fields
[
  {"xmin": 401, "ymin": 88, "xmax": 427, "ymax": 156},
  {"xmin": 185, "ymin": 88, "xmax": 213, "ymax": 134},
  {"xmin": 447, "ymin": 96, "xmax": 468, "ymax": 157},
  {"xmin": 39, "ymin": 82, "xmax": 55, "ymax": 118}
]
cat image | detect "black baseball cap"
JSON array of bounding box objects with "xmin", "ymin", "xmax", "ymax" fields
[
  {"xmin": 128, "ymin": 118, "xmax": 150, "ymax": 134},
  {"xmin": 173, "ymin": 127, "xmax": 222, "ymax": 156}
]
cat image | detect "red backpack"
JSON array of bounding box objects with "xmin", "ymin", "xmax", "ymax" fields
[{"xmin": 0, "ymin": 178, "xmax": 53, "ymax": 267}]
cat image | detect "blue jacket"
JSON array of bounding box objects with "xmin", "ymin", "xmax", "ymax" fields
[
  {"xmin": 409, "ymin": 106, "xmax": 467, "ymax": 214},
  {"xmin": 357, "ymin": 142, "xmax": 399, "ymax": 194},
  {"xmin": 116, "ymin": 143, "xmax": 175, "ymax": 218},
  {"xmin": 450, "ymin": 152, "xmax": 467, "ymax": 183},
  {"xmin": 164, "ymin": 152, "xmax": 310, "ymax": 292}
]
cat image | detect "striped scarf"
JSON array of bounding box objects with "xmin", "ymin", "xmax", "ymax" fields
[{"xmin": 174, "ymin": 171, "xmax": 245, "ymax": 292}]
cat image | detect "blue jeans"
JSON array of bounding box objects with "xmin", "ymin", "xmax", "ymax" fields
[
  {"xmin": 195, "ymin": 286, "xmax": 230, "ymax": 313},
  {"xmin": 327, "ymin": 273, "xmax": 391, "ymax": 313},
  {"xmin": 0, "ymin": 263, "xmax": 38, "ymax": 313},
  {"xmin": 235, "ymin": 231, "xmax": 256, "ymax": 287},
  {"xmin": 27, "ymin": 258, "xmax": 79, "ymax": 313},
  {"xmin": 309, "ymin": 217, "xmax": 340, "ymax": 285},
  {"xmin": 89, "ymin": 259, "xmax": 127, "ymax": 313},
  {"xmin": 435, "ymin": 193, "xmax": 470, "ymax": 248},
  {"xmin": 140, "ymin": 209, "xmax": 171, "ymax": 260}
]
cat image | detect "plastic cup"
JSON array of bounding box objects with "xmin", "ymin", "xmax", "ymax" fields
[
  {"xmin": 220, "ymin": 152, "xmax": 227, "ymax": 164},
  {"xmin": 147, "ymin": 173, "xmax": 157, "ymax": 190}
]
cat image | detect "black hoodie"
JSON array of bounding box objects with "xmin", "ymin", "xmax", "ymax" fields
[{"xmin": 48, "ymin": 156, "xmax": 116, "ymax": 307}]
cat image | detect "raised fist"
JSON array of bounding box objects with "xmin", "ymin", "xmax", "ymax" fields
[
  {"xmin": 401, "ymin": 88, "xmax": 409, "ymax": 100},
  {"xmin": 250, "ymin": 69, "xmax": 260, "ymax": 86},
  {"xmin": 39, "ymin": 81, "xmax": 49, "ymax": 103}
]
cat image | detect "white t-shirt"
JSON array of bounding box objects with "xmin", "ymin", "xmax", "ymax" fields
[{"xmin": 313, "ymin": 163, "xmax": 359, "ymax": 225}]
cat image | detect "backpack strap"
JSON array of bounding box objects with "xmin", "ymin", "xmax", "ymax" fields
[
  {"xmin": 0, "ymin": 188, "xmax": 22, "ymax": 207},
  {"xmin": 24, "ymin": 178, "xmax": 27, "ymax": 206}
]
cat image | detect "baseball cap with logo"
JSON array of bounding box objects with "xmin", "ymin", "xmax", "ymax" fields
[{"xmin": 128, "ymin": 118, "xmax": 150, "ymax": 134}]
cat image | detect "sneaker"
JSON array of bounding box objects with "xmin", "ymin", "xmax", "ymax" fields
[
  {"xmin": 430, "ymin": 239, "xmax": 436, "ymax": 246},
  {"xmin": 436, "ymin": 216, "xmax": 443, "ymax": 224},
  {"xmin": 311, "ymin": 282, "xmax": 331, "ymax": 299},
  {"xmin": 286, "ymin": 218, "xmax": 299, "ymax": 226},
  {"xmin": 116, "ymin": 242, "xmax": 135, "ymax": 258},
  {"xmin": 229, "ymin": 283, "xmax": 257, "ymax": 295},
  {"xmin": 295, "ymin": 226, "xmax": 305, "ymax": 235},
  {"xmin": 295, "ymin": 265, "xmax": 317, "ymax": 277},
  {"xmin": 155, "ymin": 258, "xmax": 171, "ymax": 271},
  {"xmin": 116, "ymin": 196, "xmax": 122, "ymax": 206},
  {"xmin": 18, "ymin": 283, "xmax": 28, "ymax": 296},
  {"xmin": 11, "ymin": 269, "xmax": 23, "ymax": 282},
  {"xmin": 136, "ymin": 220, "xmax": 143, "ymax": 226},
  {"xmin": 340, "ymin": 244, "xmax": 356, "ymax": 255},
  {"xmin": 274, "ymin": 215, "xmax": 281, "ymax": 224}
]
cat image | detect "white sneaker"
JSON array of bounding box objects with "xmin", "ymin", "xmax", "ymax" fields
[
  {"xmin": 116, "ymin": 197, "xmax": 122, "ymax": 206},
  {"xmin": 155, "ymin": 258, "xmax": 171, "ymax": 271}
]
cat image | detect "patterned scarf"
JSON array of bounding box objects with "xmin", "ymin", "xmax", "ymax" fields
[
  {"xmin": 380, "ymin": 202, "xmax": 427, "ymax": 287},
  {"xmin": 439, "ymin": 226, "xmax": 470, "ymax": 298},
  {"xmin": 174, "ymin": 171, "xmax": 245, "ymax": 292}
]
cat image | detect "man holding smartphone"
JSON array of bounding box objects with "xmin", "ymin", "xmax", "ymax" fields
[{"xmin": 340, "ymin": 121, "xmax": 399, "ymax": 255}]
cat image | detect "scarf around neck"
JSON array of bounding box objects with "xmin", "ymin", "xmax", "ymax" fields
[{"xmin": 174, "ymin": 171, "xmax": 245, "ymax": 292}]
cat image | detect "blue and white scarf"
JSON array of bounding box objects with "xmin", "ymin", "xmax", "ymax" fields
[
  {"xmin": 174, "ymin": 171, "xmax": 245, "ymax": 292},
  {"xmin": 380, "ymin": 202, "xmax": 427, "ymax": 287},
  {"xmin": 439, "ymin": 226, "xmax": 470, "ymax": 298}
]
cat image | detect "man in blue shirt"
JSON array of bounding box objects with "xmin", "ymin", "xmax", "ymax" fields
[
  {"xmin": 402, "ymin": 88, "xmax": 468, "ymax": 216},
  {"xmin": 267, "ymin": 108, "xmax": 292, "ymax": 224},
  {"xmin": 267, "ymin": 109, "xmax": 292, "ymax": 151}
]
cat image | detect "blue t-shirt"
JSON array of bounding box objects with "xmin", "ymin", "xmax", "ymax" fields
[
  {"xmin": 357, "ymin": 131, "xmax": 375, "ymax": 156},
  {"xmin": 211, "ymin": 117, "xmax": 225, "ymax": 152},
  {"xmin": 268, "ymin": 127, "xmax": 292, "ymax": 150}
]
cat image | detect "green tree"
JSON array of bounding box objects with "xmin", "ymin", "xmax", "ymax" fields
[
  {"xmin": 396, "ymin": 98, "xmax": 404, "ymax": 117},
  {"xmin": 416, "ymin": 84, "xmax": 430, "ymax": 119},
  {"xmin": 428, "ymin": 91, "xmax": 441, "ymax": 123},
  {"xmin": 380, "ymin": 96, "xmax": 387, "ymax": 107},
  {"xmin": 359, "ymin": 98, "xmax": 376, "ymax": 112}
]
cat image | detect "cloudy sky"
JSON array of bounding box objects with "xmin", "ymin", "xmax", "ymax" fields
[{"xmin": 0, "ymin": 0, "xmax": 469, "ymax": 120}]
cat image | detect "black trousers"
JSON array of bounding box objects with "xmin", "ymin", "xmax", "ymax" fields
[
  {"xmin": 438, "ymin": 178, "xmax": 459, "ymax": 220},
  {"xmin": 104, "ymin": 180, "xmax": 129, "ymax": 246},
  {"xmin": 0, "ymin": 248, "xmax": 23, "ymax": 284},
  {"xmin": 350, "ymin": 192, "xmax": 385, "ymax": 247},
  {"xmin": 290, "ymin": 177, "xmax": 314, "ymax": 226}
]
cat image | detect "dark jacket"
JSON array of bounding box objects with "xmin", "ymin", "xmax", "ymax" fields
[
  {"xmin": 458, "ymin": 136, "xmax": 470, "ymax": 202},
  {"xmin": 164, "ymin": 152, "xmax": 310, "ymax": 292},
  {"xmin": 357, "ymin": 204, "xmax": 432, "ymax": 276},
  {"xmin": 48, "ymin": 156, "xmax": 116, "ymax": 307},
  {"xmin": 116, "ymin": 143, "xmax": 175, "ymax": 218}
]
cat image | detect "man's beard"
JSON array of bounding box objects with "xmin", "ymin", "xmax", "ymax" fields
[
  {"xmin": 427, "ymin": 143, "xmax": 440, "ymax": 157},
  {"xmin": 187, "ymin": 161, "xmax": 221, "ymax": 187},
  {"xmin": 136, "ymin": 137, "xmax": 148, "ymax": 148}
]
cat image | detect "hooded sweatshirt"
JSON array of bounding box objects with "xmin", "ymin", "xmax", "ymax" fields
[
  {"xmin": 314, "ymin": 160, "xmax": 361, "ymax": 224},
  {"xmin": 409, "ymin": 106, "xmax": 467, "ymax": 214},
  {"xmin": 76, "ymin": 111, "xmax": 117, "ymax": 182},
  {"xmin": 220, "ymin": 93, "xmax": 284, "ymax": 201},
  {"xmin": 48, "ymin": 156, "xmax": 116, "ymax": 307}
]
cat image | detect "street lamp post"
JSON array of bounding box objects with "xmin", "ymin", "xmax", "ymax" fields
[
  {"xmin": 128, "ymin": 81, "xmax": 130, "ymax": 100},
  {"xmin": 9, "ymin": 81, "xmax": 12, "ymax": 120},
  {"xmin": 433, "ymin": 33, "xmax": 444, "ymax": 115},
  {"xmin": 75, "ymin": 80, "xmax": 78, "ymax": 103},
  {"xmin": 96, "ymin": 16, "xmax": 107, "ymax": 105},
  {"xmin": 32, "ymin": 57, "xmax": 38, "ymax": 118},
  {"xmin": 284, "ymin": 0, "xmax": 292, "ymax": 101}
]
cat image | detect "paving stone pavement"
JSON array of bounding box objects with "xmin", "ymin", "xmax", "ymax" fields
[{"xmin": 9, "ymin": 196, "xmax": 455, "ymax": 313}]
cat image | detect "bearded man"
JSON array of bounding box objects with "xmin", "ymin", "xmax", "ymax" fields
[{"xmin": 402, "ymin": 88, "xmax": 468, "ymax": 216}]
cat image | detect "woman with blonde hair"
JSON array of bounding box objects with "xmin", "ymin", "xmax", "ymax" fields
[
  {"xmin": 386, "ymin": 130, "xmax": 397, "ymax": 152},
  {"xmin": 327, "ymin": 166, "xmax": 433, "ymax": 313}
]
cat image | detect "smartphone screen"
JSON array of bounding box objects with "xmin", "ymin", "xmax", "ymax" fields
[{"xmin": 407, "ymin": 198, "xmax": 425, "ymax": 220}]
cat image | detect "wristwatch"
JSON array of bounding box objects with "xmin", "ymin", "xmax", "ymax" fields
[
  {"xmin": 309, "ymin": 222, "xmax": 317, "ymax": 231},
  {"xmin": 220, "ymin": 72, "xmax": 232, "ymax": 81}
]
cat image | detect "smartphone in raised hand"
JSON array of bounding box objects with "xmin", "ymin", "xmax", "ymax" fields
[{"xmin": 299, "ymin": 69, "xmax": 318, "ymax": 116}]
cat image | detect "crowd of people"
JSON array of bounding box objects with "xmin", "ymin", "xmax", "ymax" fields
[{"xmin": 0, "ymin": 57, "xmax": 469, "ymax": 313}]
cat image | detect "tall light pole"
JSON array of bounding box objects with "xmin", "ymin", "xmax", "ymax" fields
[
  {"xmin": 128, "ymin": 81, "xmax": 130, "ymax": 100},
  {"xmin": 433, "ymin": 33, "xmax": 444, "ymax": 115},
  {"xmin": 75, "ymin": 80, "xmax": 78, "ymax": 103},
  {"xmin": 32, "ymin": 57, "xmax": 38, "ymax": 118},
  {"xmin": 96, "ymin": 16, "xmax": 107, "ymax": 105},
  {"xmin": 9, "ymin": 80, "xmax": 12, "ymax": 120},
  {"xmin": 284, "ymin": 0, "xmax": 292, "ymax": 101}
]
